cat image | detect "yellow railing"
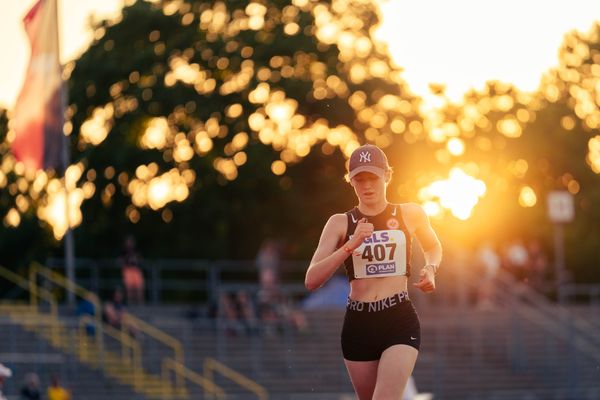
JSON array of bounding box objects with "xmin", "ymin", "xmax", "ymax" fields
[
  {"xmin": 79, "ymin": 315, "xmax": 143, "ymax": 390},
  {"xmin": 30, "ymin": 263, "xmax": 187, "ymax": 392},
  {"xmin": 29, "ymin": 262, "xmax": 105, "ymax": 362},
  {"xmin": 204, "ymin": 357, "xmax": 269, "ymax": 400},
  {"xmin": 162, "ymin": 358, "xmax": 225, "ymax": 399},
  {"xmin": 24, "ymin": 263, "xmax": 268, "ymax": 400},
  {"xmin": 0, "ymin": 265, "xmax": 60, "ymax": 345},
  {"xmin": 123, "ymin": 312, "xmax": 185, "ymax": 390}
]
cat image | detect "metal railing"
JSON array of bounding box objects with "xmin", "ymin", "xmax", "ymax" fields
[
  {"xmin": 29, "ymin": 263, "xmax": 106, "ymax": 363},
  {"xmin": 30, "ymin": 263, "xmax": 187, "ymax": 392},
  {"xmin": 493, "ymin": 269, "xmax": 600, "ymax": 360},
  {"xmin": 27, "ymin": 262, "xmax": 264, "ymax": 399},
  {"xmin": 8, "ymin": 257, "xmax": 600, "ymax": 399},
  {"xmin": 78, "ymin": 315, "xmax": 142, "ymax": 389},
  {"xmin": 407, "ymin": 263, "xmax": 600, "ymax": 399},
  {"xmin": 204, "ymin": 357, "xmax": 269, "ymax": 400},
  {"xmin": 560, "ymin": 283, "xmax": 600, "ymax": 305},
  {"xmin": 45, "ymin": 257, "xmax": 307, "ymax": 305},
  {"xmin": 162, "ymin": 358, "xmax": 225, "ymax": 399},
  {"xmin": 0, "ymin": 265, "xmax": 60, "ymax": 345}
]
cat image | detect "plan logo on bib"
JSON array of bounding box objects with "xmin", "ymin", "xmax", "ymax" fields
[{"xmin": 366, "ymin": 262, "xmax": 396, "ymax": 275}]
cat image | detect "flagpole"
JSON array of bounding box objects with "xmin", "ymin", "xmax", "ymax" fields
[
  {"xmin": 63, "ymin": 95, "xmax": 76, "ymax": 307},
  {"xmin": 55, "ymin": 0, "xmax": 76, "ymax": 306}
]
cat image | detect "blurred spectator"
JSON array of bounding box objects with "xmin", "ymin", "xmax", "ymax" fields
[
  {"xmin": 527, "ymin": 238, "xmax": 549, "ymax": 293},
  {"xmin": 216, "ymin": 290, "xmax": 260, "ymax": 336},
  {"xmin": 235, "ymin": 290, "xmax": 259, "ymax": 335},
  {"xmin": 217, "ymin": 291, "xmax": 244, "ymax": 336},
  {"xmin": 120, "ymin": 234, "xmax": 145, "ymax": 305},
  {"xmin": 47, "ymin": 374, "xmax": 70, "ymax": 400},
  {"xmin": 503, "ymin": 237, "xmax": 529, "ymax": 282},
  {"xmin": 103, "ymin": 288, "xmax": 139, "ymax": 338},
  {"xmin": 256, "ymin": 239, "xmax": 308, "ymax": 335},
  {"xmin": 103, "ymin": 287, "xmax": 126, "ymax": 329},
  {"xmin": 76, "ymin": 292, "xmax": 97, "ymax": 336},
  {"xmin": 258, "ymin": 287, "xmax": 308, "ymax": 335},
  {"xmin": 256, "ymin": 288, "xmax": 281, "ymax": 336},
  {"xmin": 287, "ymin": 303, "xmax": 309, "ymax": 334},
  {"xmin": 0, "ymin": 363, "xmax": 12, "ymax": 400},
  {"xmin": 256, "ymin": 239, "xmax": 281, "ymax": 293},
  {"xmin": 475, "ymin": 240, "xmax": 501, "ymax": 310},
  {"xmin": 256, "ymin": 239, "xmax": 283, "ymax": 335},
  {"xmin": 20, "ymin": 372, "xmax": 41, "ymax": 400}
]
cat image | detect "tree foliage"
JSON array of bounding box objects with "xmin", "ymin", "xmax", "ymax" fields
[
  {"xmin": 64, "ymin": 0, "xmax": 421, "ymax": 259},
  {"xmin": 423, "ymin": 24, "xmax": 600, "ymax": 281},
  {"xmin": 0, "ymin": 2, "xmax": 599, "ymax": 284}
]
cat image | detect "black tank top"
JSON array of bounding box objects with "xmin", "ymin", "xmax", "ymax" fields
[{"xmin": 341, "ymin": 203, "xmax": 412, "ymax": 281}]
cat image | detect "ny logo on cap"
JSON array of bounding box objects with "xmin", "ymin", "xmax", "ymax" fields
[{"xmin": 359, "ymin": 151, "xmax": 371, "ymax": 163}]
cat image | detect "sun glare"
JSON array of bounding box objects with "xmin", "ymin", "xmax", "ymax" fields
[
  {"xmin": 419, "ymin": 168, "xmax": 487, "ymax": 220},
  {"xmin": 518, "ymin": 186, "xmax": 537, "ymax": 207}
]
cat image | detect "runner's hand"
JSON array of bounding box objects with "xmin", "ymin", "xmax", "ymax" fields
[
  {"xmin": 413, "ymin": 266, "xmax": 436, "ymax": 293},
  {"xmin": 348, "ymin": 218, "xmax": 373, "ymax": 250}
]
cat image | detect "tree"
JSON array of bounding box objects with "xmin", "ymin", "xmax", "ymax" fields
[
  {"xmin": 424, "ymin": 23, "xmax": 600, "ymax": 283},
  {"xmin": 61, "ymin": 0, "xmax": 423, "ymax": 259},
  {"xmin": 532, "ymin": 23, "xmax": 600, "ymax": 282},
  {"xmin": 2, "ymin": 2, "xmax": 599, "ymax": 288},
  {"xmin": 0, "ymin": 108, "xmax": 53, "ymax": 270}
]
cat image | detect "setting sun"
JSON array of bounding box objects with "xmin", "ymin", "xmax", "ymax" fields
[{"xmin": 418, "ymin": 168, "xmax": 487, "ymax": 220}]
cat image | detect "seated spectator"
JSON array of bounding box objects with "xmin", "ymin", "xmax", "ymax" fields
[
  {"xmin": 217, "ymin": 291, "xmax": 244, "ymax": 336},
  {"xmin": 47, "ymin": 374, "xmax": 70, "ymax": 400},
  {"xmin": 235, "ymin": 290, "xmax": 259, "ymax": 335},
  {"xmin": 257, "ymin": 285, "xmax": 283, "ymax": 336},
  {"xmin": 216, "ymin": 290, "xmax": 261, "ymax": 336},
  {"xmin": 103, "ymin": 288, "xmax": 126, "ymax": 330},
  {"xmin": 103, "ymin": 288, "xmax": 138, "ymax": 338},
  {"xmin": 255, "ymin": 239, "xmax": 309, "ymax": 335},
  {"xmin": 258, "ymin": 286, "xmax": 308, "ymax": 335},
  {"xmin": 19, "ymin": 372, "xmax": 41, "ymax": 400},
  {"xmin": 283, "ymin": 298, "xmax": 309, "ymax": 334}
]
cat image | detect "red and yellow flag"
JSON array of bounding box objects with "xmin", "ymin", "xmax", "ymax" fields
[{"xmin": 11, "ymin": 0, "xmax": 64, "ymax": 173}]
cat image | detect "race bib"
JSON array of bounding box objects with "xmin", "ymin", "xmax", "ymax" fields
[{"xmin": 351, "ymin": 230, "xmax": 407, "ymax": 279}]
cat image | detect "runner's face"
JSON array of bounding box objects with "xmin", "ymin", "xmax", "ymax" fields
[{"xmin": 351, "ymin": 172, "xmax": 386, "ymax": 204}]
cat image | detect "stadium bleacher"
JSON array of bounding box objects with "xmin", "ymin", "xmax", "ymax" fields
[{"xmin": 1, "ymin": 262, "xmax": 600, "ymax": 399}]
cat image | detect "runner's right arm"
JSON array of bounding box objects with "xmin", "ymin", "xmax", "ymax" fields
[{"xmin": 305, "ymin": 214, "xmax": 372, "ymax": 291}]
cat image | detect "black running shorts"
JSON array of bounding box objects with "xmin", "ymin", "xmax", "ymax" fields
[{"xmin": 341, "ymin": 291, "xmax": 420, "ymax": 361}]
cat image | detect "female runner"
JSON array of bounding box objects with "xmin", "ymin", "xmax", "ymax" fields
[{"xmin": 305, "ymin": 144, "xmax": 442, "ymax": 399}]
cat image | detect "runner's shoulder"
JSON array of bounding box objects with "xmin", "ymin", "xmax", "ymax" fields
[
  {"xmin": 400, "ymin": 202, "xmax": 426, "ymax": 216},
  {"xmin": 399, "ymin": 202, "xmax": 429, "ymax": 229}
]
